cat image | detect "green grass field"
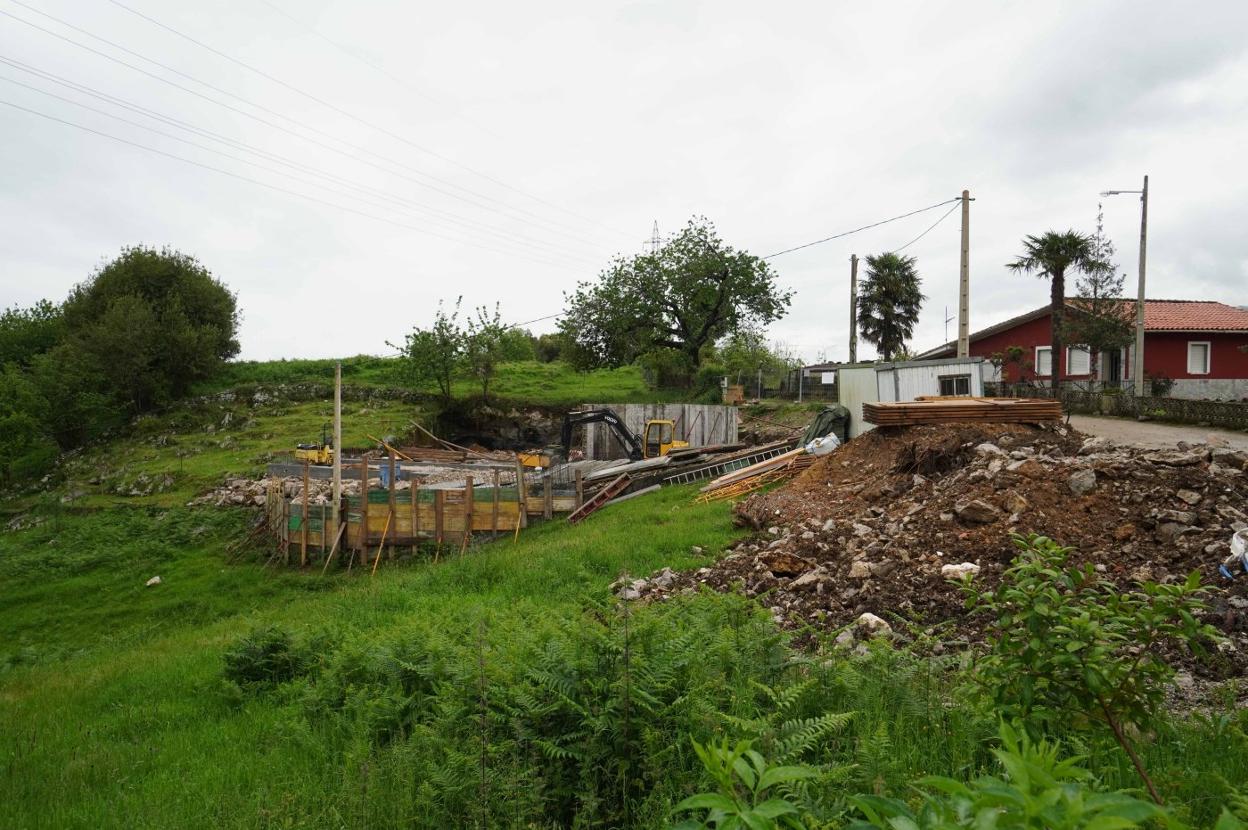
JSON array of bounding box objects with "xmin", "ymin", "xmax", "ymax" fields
[
  {"xmin": 196, "ymin": 357, "xmax": 672, "ymax": 407},
  {"xmin": 3, "ymin": 365, "xmax": 1247, "ymax": 828},
  {"xmin": 0, "ymin": 486, "xmax": 744, "ymax": 828}
]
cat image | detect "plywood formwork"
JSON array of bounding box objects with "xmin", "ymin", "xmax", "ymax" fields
[{"xmin": 264, "ymin": 481, "xmax": 528, "ymax": 566}]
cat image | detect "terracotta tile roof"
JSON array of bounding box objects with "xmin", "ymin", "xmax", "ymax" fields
[
  {"xmin": 917, "ymin": 299, "xmax": 1248, "ymax": 358},
  {"xmin": 1136, "ymin": 300, "xmax": 1248, "ymax": 331}
]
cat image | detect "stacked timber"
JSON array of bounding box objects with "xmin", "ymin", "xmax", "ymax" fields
[
  {"xmin": 696, "ymin": 447, "xmax": 812, "ymax": 502},
  {"xmin": 862, "ymin": 397, "xmax": 1062, "ymax": 427}
]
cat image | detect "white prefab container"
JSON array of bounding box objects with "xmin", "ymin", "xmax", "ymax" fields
[{"xmin": 838, "ymin": 357, "xmax": 986, "ymax": 438}]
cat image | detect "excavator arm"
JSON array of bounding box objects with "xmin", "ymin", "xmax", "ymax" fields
[{"xmin": 561, "ymin": 409, "xmax": 644, "ymax": 461}]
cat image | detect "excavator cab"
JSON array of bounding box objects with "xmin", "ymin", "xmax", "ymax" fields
[{"xmin": 643, "ymin": 419, "xmax": 687, "ymax": 459}]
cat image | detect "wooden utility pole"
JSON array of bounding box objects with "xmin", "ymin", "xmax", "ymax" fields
[
  {"xmin": 848, "ymin": 254, "xmax": 858, "ymax": 363},
  {"xmin": 1133, "ymin": 175, "xmax": 1149, "ymax": 397},
  {"xmin": 958, "ymin": 190, "xmax": 971, "ymax": 358},
  {"xmin": 332, "ymin": 362, "xmax": 342, "ymax": 539}
]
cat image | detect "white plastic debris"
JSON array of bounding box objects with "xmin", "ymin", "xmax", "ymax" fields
[
  {"xmin": 145, "ymin": 575, "xmax": 162, "ymax": 587},
  {"xmin": 805, "ymin": 434, "xmax": 841, "ymax": 456}
]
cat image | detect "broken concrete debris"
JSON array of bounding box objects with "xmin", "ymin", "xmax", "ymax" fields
[{"xmin": 614, "ymin": 421, "xmax": 1248, "ymax": 678}]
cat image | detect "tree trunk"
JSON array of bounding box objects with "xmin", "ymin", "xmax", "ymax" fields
[{"xmin": 1050, "ymin": 270, "xmax": 1065, "ymax": 397}]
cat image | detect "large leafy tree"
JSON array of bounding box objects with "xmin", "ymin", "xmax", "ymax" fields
[
  {"xmin": 559, "ymin": 218, "xmax": 792, "ymax": 373},
  {"xmin": 856, "ymin": 252, "xmax": 925, "ymax": 362},
  {"xmin": 0, "ymin": 300, "xmax": 64, "ymax": 368},
  {"xmin": 393, "ymin": 298, "xmax": 465, "ymax": 404},
  {"xmin": 1007, "ymin": 231, "xmax": 1107, "ymax": 395},
  {"xmin": 61, "ymin": 245, "xmax": 240, "ymax": 411}
]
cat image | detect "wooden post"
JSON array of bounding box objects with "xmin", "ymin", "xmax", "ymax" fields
[
  {"xmin": 463, "ymin": 475, "xmax": 474, "ymax": 552},
  {"xmin": 357, "ymin": 454, "xmax": 368, "ymax": 565},
  {"xmin": 301, "ymin": 461, "xmax": 310, "ymax": 567},
  {"xmin": 434, "ymin": 489, "xmax": 445, "ymax": 545},
  {"xmin": 320, "ymin": 504, "xmax": 326, "ymax": 556},
  {"xmin": 543, "ymin": 474, "xmax": 553, "ymax": 520},
  {"xmin": 413, "ymin": 482, "xmax": 421, "ymax": 542},
  {"xmin": 491, "ymin": 469, "xmax": 500, "ymax": 533},
  {"xmin": 332, "ymin": 361, "xmax": 342, "ymax": 548},
  {"xmin": 371, "ymin": 510, "xmax": 391, "ymax": 577},
  {"xmin": 516, "ymin": 463, "xmax": 528, "ymax": 529},
  {"xmin": 387, "ymin": 450, "xmax": 396, "ymax": 560},
  {"xmin": 575, "ymin": 469, "xmax": 585, "ymax": 508}
]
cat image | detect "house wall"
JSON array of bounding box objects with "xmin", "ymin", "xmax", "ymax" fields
[{"xmin": 963, "ymin": 311, "xmax": 1248, "ymax": 391}]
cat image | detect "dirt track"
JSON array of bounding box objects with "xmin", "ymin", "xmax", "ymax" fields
[{"xmin": 1070, "ymin": 415, "xmax": 1248, "ymax": 451}]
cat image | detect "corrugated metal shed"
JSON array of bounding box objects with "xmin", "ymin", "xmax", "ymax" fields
[{"xmin": 838, "ymin": 357, "xmax": 986, "ymax": 438}]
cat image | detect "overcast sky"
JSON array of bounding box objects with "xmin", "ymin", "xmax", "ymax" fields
[{"xmin": 2, "ymin": 0, "xmax": 1246, "ymax": 362}]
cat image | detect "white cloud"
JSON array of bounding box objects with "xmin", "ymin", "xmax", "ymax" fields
[{"xmin": 1, "ymin": 0, "xmax": 1245, "ymax": 361}]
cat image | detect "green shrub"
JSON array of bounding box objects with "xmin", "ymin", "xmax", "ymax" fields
[
  {"xmin": 964, "ymin": 534, "xmax": 1217, "ymax": 803},
  {"xmin": 850, "ymin": 721, "xmax": 1170, "ymax": 829},
  {"xmin": 222, "ymin": 625, "xmax": 309, "ymax": 689}
]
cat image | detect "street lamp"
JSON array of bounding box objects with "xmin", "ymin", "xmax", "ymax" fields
[{"xmin": 1100, "ymin": 175, "xmax": 1149, "ymax": 397}]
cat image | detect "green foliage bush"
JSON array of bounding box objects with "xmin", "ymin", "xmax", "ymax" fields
[
  {"xmin": 222, "ymin": 625, "xmax": 310, "ymax": 689},
  {"xmin": 965, "ymin": 534, "xmax": 1217, "ymax": 804}
]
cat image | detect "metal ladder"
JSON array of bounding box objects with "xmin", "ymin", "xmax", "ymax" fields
[
  {"xmin": 567, "ymin": 473, "xmax": 632, "ymax": 525},
  {"xmin": 661, "ymin": 445, "xmax": 791, "ymax": 486}
]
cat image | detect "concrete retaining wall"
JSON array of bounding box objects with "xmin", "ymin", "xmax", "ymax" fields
[{"xmin": 580, "ymin": 403, "xmax": 739, "ymax": 460}]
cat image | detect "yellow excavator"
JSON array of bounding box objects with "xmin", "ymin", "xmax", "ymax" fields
[
  {"xmin": 550, "ymin": 408, "xmax": 688, "ymax": 463},
  {"xmin": 294, "ymin": 423, "xmax": 334, "ymax": 465}
]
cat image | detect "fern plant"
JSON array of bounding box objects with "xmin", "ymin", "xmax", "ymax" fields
[{"xmin": 671, "ymin": 737, "xmax": 815, "ymax": 830}]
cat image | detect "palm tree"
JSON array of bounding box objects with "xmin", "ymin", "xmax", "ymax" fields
[
  {"xmin": 857, "ymin": 252, "xmax": 925, "ymax": 362},
  {"xmin": 1007, "ymin": 231, "xmax": 1106, "ymax": 395}
]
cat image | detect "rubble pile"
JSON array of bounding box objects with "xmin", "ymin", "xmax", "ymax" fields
[{"xmin": 623, "ymin": 422, "xmax": 1248, "ymax": 670}]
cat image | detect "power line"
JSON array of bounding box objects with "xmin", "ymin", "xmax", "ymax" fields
[
  {"xmin": 0, "ymin": 4, "xmax": 612, "ymax": 253},
  {"xmin": 762, "ymin": 198, "xmax": 961, "ymax": 259},
  {"xmin": 0, "ymin": 96, "xmax": 591, "ymax": 271},
  {"xmin": 0, "ymin": 70, "xmax": 602, "ymax": 267},
  {"xmin": 255, "ymin": 0, "xmax": 504, "ymax": 140},
  {"xmin": 891, "ymin": 201, "xmax": 961, "ymax": 253},
  {"xmin": 103, "ymin": 0, "xmax": 633, "ymax": 240}
]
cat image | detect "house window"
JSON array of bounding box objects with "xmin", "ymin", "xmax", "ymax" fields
[
  {"xmin": 1187, "ymin": 341, "xmax": 1211, "ymax": 374},
  {"xmin": 1034, "ymin": 346, "xmax": 1052, "ymax": 377},
  {"xmin": 1066, "ymin": 346, "xmax": 1091, "ymax": 376},
  {"xmin": 938, "ymin": 374, "xmax": 971, "ymax": 396}
]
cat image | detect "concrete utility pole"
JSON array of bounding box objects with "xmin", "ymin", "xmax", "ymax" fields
[
  {"xmin": 957, "ymin": 189, "xmax": 971, "ymax": 358},
  {"xmin": 848, "ymin": 254, "xmax": 859, "ymax": 363},
  {"xmin": 1101, "ymin": 175, "xmax": 1149, "ymax": 397},
  {"xmin": 332, "ymin": 361, "xmax": 342, "ymax": 534}
]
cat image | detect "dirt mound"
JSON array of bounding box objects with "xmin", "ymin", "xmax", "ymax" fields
[{"xmin": 630, "ymin": 422, "xmax": 1248, "ymax": 680}]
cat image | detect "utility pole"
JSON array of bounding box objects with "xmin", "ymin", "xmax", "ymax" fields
[
  {"xmin": 957, "ymin": 189, "xmax": 971, "ymax": 358},
  {"xmin": 1101, "ymin": 175, "xmax": 1149, "ymax": 397},
  {"xmin": 1134, "ymin": 176, "xmax": 1148, "ymax": 397},
  {"xmin": 848, "ymin": 254, "xmax": 858, "ymax": 363},
  {"xmin": 332, "ymin": 361, "xmax": 342, "ymax": 536}
]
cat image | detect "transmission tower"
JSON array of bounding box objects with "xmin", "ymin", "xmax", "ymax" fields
[{"xmin": 646, "ymin": 220, "xmax": 661, "ymax": 254}]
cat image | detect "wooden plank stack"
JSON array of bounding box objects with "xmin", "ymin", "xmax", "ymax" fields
[
  {"xmin": 695, "ymin": 447, "xmax": 812, "ymax": 502},
  {"xmin": 862, "ymin": 397, "xmax": 1062, "ymax": 426}
]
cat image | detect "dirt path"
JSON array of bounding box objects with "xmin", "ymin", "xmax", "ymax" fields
[{"xmin": 1068, "ymin": 414, "xmax": 1248, "ymax": 451}]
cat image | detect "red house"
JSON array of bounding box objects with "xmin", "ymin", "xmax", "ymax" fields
[{"xmin": 918, "ymin": 299, "xmax": 1248, "ymax": 400}]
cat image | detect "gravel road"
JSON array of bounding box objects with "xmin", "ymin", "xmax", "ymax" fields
[{"xmin": 1068, "ymin": 414, "xmax": 1248, "ymax": 451}]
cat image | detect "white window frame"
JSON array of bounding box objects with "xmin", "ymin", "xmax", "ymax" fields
[
  {"xmin": 938, "ymin": 374, "xmax": 972, "ymax": 396},
  {"xmin": 1034, "ymin": 346, "xmax": 1052, "ymax": 377},
  {"xmin": 1187, "ymin": 341, "xmax": 1211, "ymax": 375},
  {"xmin": 1066, "ymin": 346, "xmax": 1091, "ymax": 376}
]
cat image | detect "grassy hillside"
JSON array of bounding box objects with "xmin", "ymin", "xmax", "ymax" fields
[
  {"xmin": 0, "ymin": 486, "xmax": 744, "ymax": 828},
  {"xmin": 3, "ymin": 368, "xmax": 1246, "ymax": 828},
  {"xmin": 197, "ymin": 357, "xmax": 674, "ymax": 406}
]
